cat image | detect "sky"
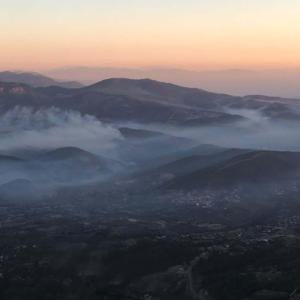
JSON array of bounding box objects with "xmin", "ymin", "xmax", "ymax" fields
[{"xmin": 1, "ymin": 0, "xmax": 300, "ymax": 71}]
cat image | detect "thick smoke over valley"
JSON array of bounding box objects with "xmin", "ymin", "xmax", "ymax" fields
[
  {"xmin": 0, "ymin": 107, "xmax": 125, "ymax": 195},
  {"xmin": 0, "ymin": 107, "xmax": 123, "ymax": 156},
  {"xmin": 134, "ymin": 108, "xmax": 300, "ymax": 152}
]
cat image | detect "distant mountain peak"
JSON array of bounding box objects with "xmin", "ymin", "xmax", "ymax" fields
[
  {"xmin": 41, "ymin": 147, "xmax": 98, "ymax": 161},
  {"xmin": 86, "ymin": 77, "xmax": 211, "ymax": 100},
  {"xmin": 0, "ymin": 71, "xmax": 83, "ymax": 88},
  {"xmin": 90, "ymin": 77, "xmax": 193, "ymax": 89}
]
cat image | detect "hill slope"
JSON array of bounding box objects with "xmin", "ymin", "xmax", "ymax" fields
[{"xmin": 165, "ymin": 150, "xmax": 300, "ymax": 190}]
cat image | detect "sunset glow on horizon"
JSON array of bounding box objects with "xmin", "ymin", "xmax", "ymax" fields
[{"xmin": 1, "ymin": 0, "xmax": 300, "ymax": 71}]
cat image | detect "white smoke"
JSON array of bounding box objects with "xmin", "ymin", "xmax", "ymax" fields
[
  {"xmin": 120, "ymin": 109, "xmax": 300, "ymax": 152},
  {"xmin": 0, "ymin": 107, "xmax": 123, "ymax": 155}
]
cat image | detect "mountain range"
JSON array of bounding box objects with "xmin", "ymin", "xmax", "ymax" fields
[
  {"xmin": 1, "ymin": 77, "xmax": 300, "ymax": 126},
  {"xmin": 47, "ymin": 66, "xmax": 300, "ymax": 98}
]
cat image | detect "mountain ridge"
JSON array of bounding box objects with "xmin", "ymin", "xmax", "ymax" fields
[
  {"xmin": 165, "ymin": 150, "xmax": 300, "ymax": 190},
  {"xmin": 0, "ymin": 71, "xmax": 83, "ymax": 89},
  {"xmin": 0, "ymin": 77, "xmax": 299, "ymax": 124}
]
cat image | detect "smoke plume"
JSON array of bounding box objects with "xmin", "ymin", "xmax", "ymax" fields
[{"xmin": 0, "ymin": 107, "xmax": 123, "ymax": 156}]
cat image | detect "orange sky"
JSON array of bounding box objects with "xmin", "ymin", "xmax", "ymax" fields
[{"xmin": 1, "ymin": 0, "xmax": 300, "ymax": 71}]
